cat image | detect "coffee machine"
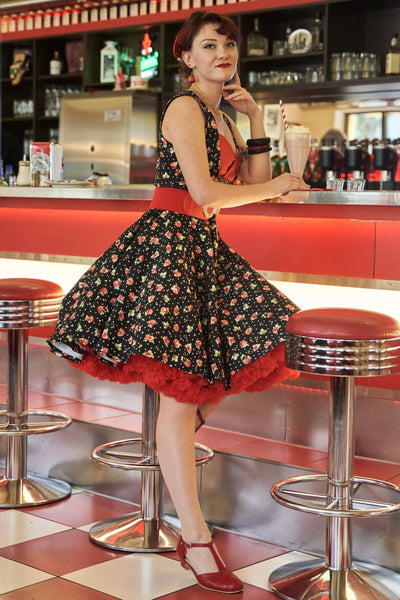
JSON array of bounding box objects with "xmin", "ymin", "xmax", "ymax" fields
[
  {"xmin": 345, "ymin": 140, "xmax": 371, "ymax": 181},
  {"xmin": 372, "ymin": 139, "xmax": 399, "ymax": 190},
  {"xmin": 320, "ymin": 139, "xmax": 344, "ymax": 184}
]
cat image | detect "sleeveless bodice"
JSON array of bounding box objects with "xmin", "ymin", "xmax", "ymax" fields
[{"xmin": 154, "ymin": 90, "xmax": 240, "ymax": 189}]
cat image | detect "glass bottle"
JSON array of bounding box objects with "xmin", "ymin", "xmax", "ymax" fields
[
  {"xmin": 271, "ymin": 141, "xmax": 282, "ymax": 178},
  {"xmin": 50, "ymin": 51, "xmax": 62, "ymax": 75},
  {"xmin": 311, "ymin": 156, "xmax": 323, "ymax": 187},
  {"xmin": 0, "ymin": 160, "xmax": 7, "ymax": 186},
  {"xmin": 385, "ymin": 33, "xmax": 400, "ymax": 76},
  {"xmin": 311, "ymin": 12, "xmax": 324, "ymax": 52},
  {"xmin": 247, "ymin": 18, "xmax": 268, "ymax": 57}
]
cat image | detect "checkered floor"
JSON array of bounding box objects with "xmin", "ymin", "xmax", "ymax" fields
[{"xmin": 0, "ymin": 488, "xmax": 316, "ymax": 599}]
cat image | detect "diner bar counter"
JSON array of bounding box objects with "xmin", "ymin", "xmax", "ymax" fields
[{"xmin": 1, "ymin": 187, "xmax": 400, "ymax": 283}]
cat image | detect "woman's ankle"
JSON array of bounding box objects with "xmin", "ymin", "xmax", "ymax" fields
[{"xmin": 181, "ymin": 527, "xmax": 212, "ymax": 544}]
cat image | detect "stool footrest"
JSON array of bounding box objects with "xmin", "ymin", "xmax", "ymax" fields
[
  {"xmin": 92, "ymin": 438, "xmax": 214, "ymax": 471},
  {"xmin": 271, "ymin": 473, "xmax": 400, "ymax": 517},
  {"xmin": 0, "ymin": 409, "xmax": 72, "ymax": 436}
]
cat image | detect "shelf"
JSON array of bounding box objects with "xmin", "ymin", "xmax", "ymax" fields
[
  {"xmin": 242, "ymin": 52, "xmax": 324, "ymax": 63},
  {"xmin": 1, "ymin": 76, "xmax": 33, "ymax": 83},
  {"xmin": 38, "ymin": 73, "xmax": 83, "ymax": 81},
  {"xmin": 1, "ymin": 116, "xmax": 34, "ymax": 122},
  {"xmin": 250, "ymin": 75, "xmax": 400, "ymax": 103}
]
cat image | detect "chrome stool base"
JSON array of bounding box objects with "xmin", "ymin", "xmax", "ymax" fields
[
  {"xmin": 90, "ymin": 385, "xmax": 214, "ymax": 553},
  {"xmin": 0, "ymin": 475, "xmax": 71, "ymax": 508},
  {"xmin": 89, "ymin": 512, "xmax": 180, "ymax": 552},
  {"xmin": 269, "ymin": 558, "xmax": 400, "ymax": 600}
]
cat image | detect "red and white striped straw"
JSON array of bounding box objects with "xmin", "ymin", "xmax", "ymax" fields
[{"xmin": 279, "ymin": 99, "xmax": 288, "ymax": 130}]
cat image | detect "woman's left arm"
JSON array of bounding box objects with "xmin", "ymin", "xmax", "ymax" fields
[{"xmin": 222, "ymin": 72, "xmax": 271, "ymax": 184}]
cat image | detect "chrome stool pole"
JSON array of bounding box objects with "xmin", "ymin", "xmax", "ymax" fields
[
  {"xmin": 89, "ymin": 384, "xmax": 214, "ymax": 552},
  {"xmin": 0, "ymin": 278, "xmax": 72, "ymax": 507},
  {"xmin": 269, "ymin": 308, "xmax": 400, "ymax": 600}
]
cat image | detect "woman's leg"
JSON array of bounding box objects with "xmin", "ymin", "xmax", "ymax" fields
[
  {"xmin": 156, "ymin": 395, "xmax": 222, "ymax": 575},
  {"xmin": 195, "ymin": 401, "xmax": 222, "ymax": 431}
]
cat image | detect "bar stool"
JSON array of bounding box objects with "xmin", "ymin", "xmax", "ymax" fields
[
  {"xmin": 269, "ymin": 307, "xmax": 400, "ymax": 600},
  {"xmin": 89, "ymin": 384, "xmax": 214, "ymax": 552},
  {"xmin": 0, "ymin": 278, "xmax": 72, "ymax": 507}
]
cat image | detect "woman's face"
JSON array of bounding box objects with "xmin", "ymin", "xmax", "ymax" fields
[{"xmin": 182, "ymin": 23, "xmax": 238, "ymax": 83}]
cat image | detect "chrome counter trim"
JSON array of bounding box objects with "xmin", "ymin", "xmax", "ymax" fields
[
  {"xmin": 2, "ymin": 255, "xmax": 400, "ymax": 291},
  {"xmin": 0, "ymin": 252, "xmax": 96, "ymax": 265},
  {"xmin": 0, "ymin": 188, "xmax": 399, "ymax": 205},
  {"xmin": 0, "ymin": 185, "xmax": 154, "ymax": 200},
  {"xmin": 260, "ymin": 271, "xmax": 400, "ymax": 291}
]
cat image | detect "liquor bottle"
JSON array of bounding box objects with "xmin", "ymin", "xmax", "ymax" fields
[
  {"xmin": 247, "ymin": 18, "xmax": 268, "ymax": 57},
  {"xmin": 281, "ymin": 154, "xmax": 290, "ymax": 173},
  {"xmin": 311, "ymin": 156, "xmax": 323, "ymax": 187},
  {"xmin": 385, "ymin": 33, "xmax": 400, "ymax": 76},
  {"xmin": 271, "ymin": 141, "xmax": 282, "ymax": 178},
  {"xmin": 50, "ymin": 51, "xmax": 62, "ymax": 75},
  {"xmin": 303, "ymin": 159, "xmax": 312, "ymax": 185},
  {"xmin": 311, "ymin": 12, "xmax": 324, "ymax": 52}
]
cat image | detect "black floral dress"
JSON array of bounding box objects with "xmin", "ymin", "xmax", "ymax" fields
[{"xmin": 48, "ymin": 91, "xmax": 299, "ymax": 404}]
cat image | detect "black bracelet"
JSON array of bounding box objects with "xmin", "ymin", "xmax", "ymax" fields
[
  {"xmin": 247, "ymin": 137, "xmax": 271, "ymax": 148},
  {"xmin": 248, "ymin": 146, "xmax": 272, "ymax": 154}
]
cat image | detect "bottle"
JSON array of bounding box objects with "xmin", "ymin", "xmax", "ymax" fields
[
  {"xmin": 247, "ymin": 18, "xmax": 268, "ymax": 57},
  {"xmin": 50, "ymin": 51, "xmax": 62, "ymax": 75},
  {"xmin": 0, "ymin": 160, "xmax": 8, "ymax": 186},
  {"xmin": 311, "ymin": 13, "xmax": 324, "ymax": 52},
  {"xmin": 303, "ymin": 159, "xmax": 312, "ymax": 185},
  {"xmin": 16, "ymin": 155, "xmax": 31, "ymax": 186},
  {"xmin": 4, "ymin": 165, "xmax": 15, "ymax": 186},
  {"xmin": 385, "ymin": 33, "xmax": 400, "ymax": 76},
  {"xmin": 281, "ymin": 154, "xmax": 290, "ymax": 173},
  {"xmin": 311, "ymin": 156, "xmax": 323, "ymax": 187},
  {"xmin": 271, "ymin": 141, "xmax": 282, "ymax": 178}
]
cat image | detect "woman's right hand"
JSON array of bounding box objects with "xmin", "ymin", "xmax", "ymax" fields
[{"xmin": 265, "ymin": 173, "xmax": 310, "ymax": 200}]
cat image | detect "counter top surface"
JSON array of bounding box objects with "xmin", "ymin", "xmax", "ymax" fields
[{"xmin": 1, "ymin": 186, "xmax": 399, "ymax": 206}]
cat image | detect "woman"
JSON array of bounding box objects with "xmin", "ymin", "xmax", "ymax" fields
[{"xmin": 49, "ymin": 11, "xmax": 309, "ymax": 594}]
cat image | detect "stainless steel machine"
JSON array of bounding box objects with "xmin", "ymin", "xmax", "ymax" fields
[{"xmin": 59, "ymin": 89, "xmax": 159, "ymax": 184}]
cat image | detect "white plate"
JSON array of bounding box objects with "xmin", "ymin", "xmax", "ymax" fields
[
  {"xmin": 288, "ymin": 29, "xmax": 312, "ymax": 54},
  {"xmin": 47, "ymin": 180, "xmax": 94, "ymax": 188}
]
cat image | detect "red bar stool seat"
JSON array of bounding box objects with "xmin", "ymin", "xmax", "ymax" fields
[
  {"xmin": 0, "ymin": 278, "xmax": 72, "ymax": 507},
  {"xmin": 269, "ymin": 307, "xmax": 400, "ymax": 600},
  {"xmin": 89, "ymin": 384, "xmax": 214, "ymax": 552}
]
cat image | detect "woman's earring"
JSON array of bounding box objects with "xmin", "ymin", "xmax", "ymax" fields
[{"xmin": 188, "ymin": 71, "xmax": 195, "ymax": 83}]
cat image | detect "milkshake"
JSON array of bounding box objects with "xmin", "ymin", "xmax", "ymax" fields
[{"xmin": 284, "ymin": 125, "xmax": 311, "ymax": 176}]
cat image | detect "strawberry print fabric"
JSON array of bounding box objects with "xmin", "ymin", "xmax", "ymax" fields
[{"xmin": 48, "ymin": 92, "xmax": 299, "ymax": 404}]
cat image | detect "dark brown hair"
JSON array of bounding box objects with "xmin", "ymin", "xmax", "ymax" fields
[{"xmin": 173, "ymin": 11, "xmax": 241, "ymax": 80}]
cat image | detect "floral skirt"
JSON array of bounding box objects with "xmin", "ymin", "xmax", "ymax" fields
[{"xmin": 48, "ymin": 209, "xmax": 299, "ymax": 404}]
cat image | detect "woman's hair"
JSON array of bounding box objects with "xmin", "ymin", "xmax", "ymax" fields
[{"xmin": 173, "ymin": 11, "xmax": 241, "ymax": 80}]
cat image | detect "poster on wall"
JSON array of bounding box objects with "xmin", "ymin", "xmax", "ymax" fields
[{"xmin": 263, "ymin": 104, "xmax": 283, "ymax": 143}]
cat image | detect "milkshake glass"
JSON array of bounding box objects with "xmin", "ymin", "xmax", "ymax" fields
[{"xmin": 284, "ymin": 125, "xmax": 311, "ymax": 176}]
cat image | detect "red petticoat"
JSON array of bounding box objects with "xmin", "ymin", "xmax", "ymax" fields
[{"xmin": 69, "ymin": 342, "xmax": 298, "ymax": 405}]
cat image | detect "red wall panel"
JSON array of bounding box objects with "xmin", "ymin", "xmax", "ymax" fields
[
  {"xmin": 218, "ymin": 215, "xmax": 376, "ymax": 278},
  {"xmin": 374, "ymin": 222, "xmax": 400, "ymax": 281}
]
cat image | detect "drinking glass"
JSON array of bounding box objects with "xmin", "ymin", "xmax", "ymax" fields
[
  {"xmin": 326, "ymin": 177, "xmax": 344, "ymax": 191},
  {"xmin": 346, "ymin": 178, "xmax": 365, "ymax": 191}
]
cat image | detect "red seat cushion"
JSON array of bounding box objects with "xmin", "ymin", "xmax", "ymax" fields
[
  {"xmin": 287, "ymin": 308, "xmax": 400, "ymax": 341},
  {"xmin": 0, "ymin": 278, "xmax": 63, "ymax": 301}
]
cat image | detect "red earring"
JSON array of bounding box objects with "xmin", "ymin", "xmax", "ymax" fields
[{"xmin": 188, "ymin": 71, "xmax": 195, "ymax": 83}]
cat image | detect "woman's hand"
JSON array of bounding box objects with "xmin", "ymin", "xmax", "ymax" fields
[
  {"xmin": 265, "ymin": 173, "xmax": 310, "ymax": 200},
  {"xmin": 222, "ymin": 72, "xmax": 260, "ymax": 118}
]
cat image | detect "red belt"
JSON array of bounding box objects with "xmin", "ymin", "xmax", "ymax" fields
[{"xmin": 150, "ymin": 188, "xmax": 218, "ymax": 220}]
